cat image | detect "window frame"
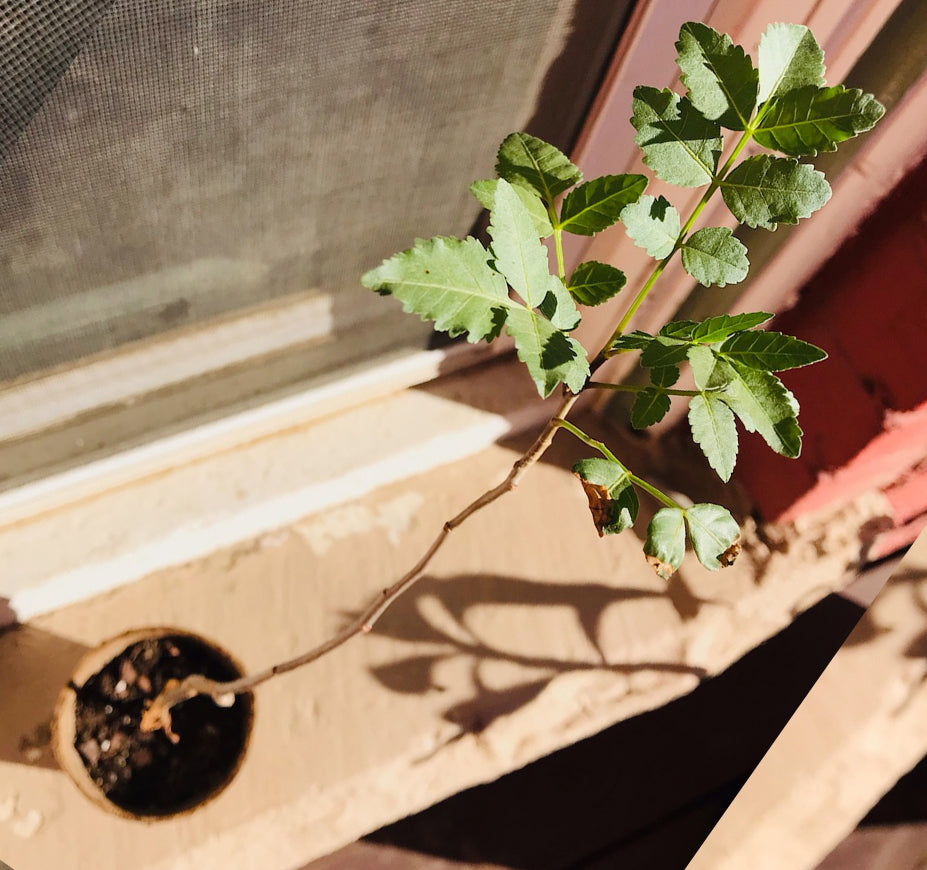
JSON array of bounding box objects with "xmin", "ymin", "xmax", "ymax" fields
[{"xmin": 2, "ymin": 0, "xmax": 916, "ymax": 619}]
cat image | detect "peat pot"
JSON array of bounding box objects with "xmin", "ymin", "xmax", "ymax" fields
[{"xmin": 52, "ymin": 627, "xmax": 254, "ymax": 820}]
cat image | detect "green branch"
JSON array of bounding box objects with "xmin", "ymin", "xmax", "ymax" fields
[{"xmin": 553, "ymin": 418, "xmax": 622, "ymax": 465}]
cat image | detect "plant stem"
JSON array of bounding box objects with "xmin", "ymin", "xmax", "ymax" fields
[
  {"xmin": 548, "ymin": 204, "xmax": 567, "ymax": 281},
  {"xmin": 555, "ymin": 418, "xmax": 681, "ymax": 509},
  {"xmin": 630, "ymin": 475, "xmax": 683, "ymax": 509},
  {"xmin": 143, "ymin": 134, "xmax": 759, "ymax": 732},
  {"xmin": 141, "ymin": 391, "xmax": 581, "ymax": 734},
  {"xmin": 553, "ymin": 418, "xmax": 623, "ymax": 465},
  {"xmin": 598, "ymin": 127, "xmax": 756, "ymax": 359}
]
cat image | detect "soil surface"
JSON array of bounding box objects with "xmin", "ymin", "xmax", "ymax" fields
[{"xmin": 73, "ymin": 633, "xmax": 252, "ymax": 816}]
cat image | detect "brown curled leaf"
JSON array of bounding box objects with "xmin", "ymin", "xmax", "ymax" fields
[
  {"xmin": 718, "ymin": 539, "xmax": 741, "ymax": 567},
  {"xmin": 646, "ymin": 553, "xmax": 678, "ymax": 581},
  {"xmin": 575, "ymin": 476, "xmax": 612, "ymax": 537}
]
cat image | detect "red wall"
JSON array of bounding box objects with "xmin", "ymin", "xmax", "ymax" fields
[{"xmin": 735, "ymin": 153, "xmax": 927, "ymax": 558}]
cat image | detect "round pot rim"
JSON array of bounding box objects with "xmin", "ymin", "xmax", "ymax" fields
[{"xmin": 52, "ymin": 626, "xmax": 254, "ymax": 822}]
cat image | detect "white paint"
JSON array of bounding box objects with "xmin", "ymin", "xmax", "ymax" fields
[
  {"xmin": 11, "ymin": 810, "xmax": 41, "ymax": 839},
  {"xmin": 0, "ymin": 348, "xmax": 454, "ymax": 526},
  {"xmin": 8, "ymin": 395, "xmax": 543, "ymax": 620},
  {"xmin": 292, "ymin": 492, "xmax": 425, "ymax": 555}
]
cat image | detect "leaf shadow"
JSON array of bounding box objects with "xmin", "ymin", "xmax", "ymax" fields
[
  {"xmin": 540, "ymin": 329, "xmax": 577, "ymax": 369},
  {"xmin": 352, "ymin": 572, "xmax": 713, "ymax": 734}
]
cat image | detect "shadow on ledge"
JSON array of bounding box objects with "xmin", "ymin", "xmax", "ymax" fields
[
  {"xmin": 351, "ymin": 571, "xmax": 717, "ymax": 735},
  {"xmin": 348, "ymin": 592, "xmax": 866, "ymax": 870}
]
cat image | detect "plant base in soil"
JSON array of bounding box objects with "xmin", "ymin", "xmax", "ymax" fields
[{"xmin": 72, "ymin": 633, "xmax": 252, "ymax": 817}]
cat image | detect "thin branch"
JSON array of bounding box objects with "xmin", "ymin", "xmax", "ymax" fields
[
  {"xmin": 142, "ymin": 117, "xmax": 745, "ymax": 735},
  {"xmin": 141, "ymin": 392, "xmax": 580, "ymax": 735}
]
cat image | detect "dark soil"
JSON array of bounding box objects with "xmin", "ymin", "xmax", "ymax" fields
[{"xmin": 72, "ymin": 633, "xmax": 252, "ymax": 817}]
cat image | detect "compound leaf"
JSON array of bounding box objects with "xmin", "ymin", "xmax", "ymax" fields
[
  {"xmin": 650, "ymin": 365, "xmax": 680, "ymax": 387},
  {"xmin": 621, "ymin": 194, "xmax": 680, "ymax": 258},
  {"xmin": 688, "ymin": 392, "xmax": 738, "ymax": 481},
  {"xmin": 496, "ymin": 132, "xmax": 582, "ymax": 203},
  {"xmin": 470, "ymin": 178, "xmax": 553, "ymax": 236},
  {"xmin": 681, "ymin": 226, "xmax": 749, "ymax": 287},
  {"xmin": 560, "ymin": 174, "xmax": 648, "ymax": 235},
  {"xmin": 488, "ymin": 179, "xmax": 558, "ymax": 309},
  {"xmin": 573, "ymin": 457, "xmax": 639, "ymax": 536},
  {"xmin": 660, "ymin": 320, "xmax": 698, "ymax": 339},
  {"xmin": 720, "ymin": 154, "xmax": 831, "ymax": 230},
  {"xmin": 610, "ymin": 330, "xmax": 654, "ymax": 353},
  {"xmin": 754, "ymin": 85, "xmax": 886, "ymax": 157},
  {"xmin": 720, "ymin": 330, "xmax": 826, "ymax": 370},
  {"xmin": 690, "ymin": 346, "xmax": 802, "ymax": 458},
  {"xmin": 631, "ymin": 87, "xmax": 722, "ymax": 187},
  {"xmin": 676, "ymin": 21, "xmax": 759, "ymax": 130},
  {"xmin": 567, "ymin": 260, "xmax": 627, "ymax": 306},
  {"xmin": 757, "ymin": 23, "xmax": 825, "ymax": 104},
  {"xmin": 640, "ymin": 335, "xmax": 691, "ymax": 368},
  {"xmin": 504, "ymin": 306, "xmax": 589, "ymax": 397},
  {"xmin": 691, "ymin": 312, "xmax": 774, "ymax": 343},
  {"xmin": 631, "ymin": 387, "xmax": 671, "ymax": 429},
  {"xmin": 538, "ymin": 275, "xmax": 582, "ymax": 331},
  {"xmin": 362, "ymin": 235, "xmax": 510, "ymax": 342},
  {"xmin": 685, "ymin": 503, "xmax": 741, "ymax": 570},
  {"xmin": 644, "ymin": 507, "xmax": 687, "ymax": 579}
]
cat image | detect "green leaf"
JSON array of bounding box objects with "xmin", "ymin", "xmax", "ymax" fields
[
  {"xmin": 719, "ymin": 330, "xmax": 826, "ymax": 370},
  {"xmin": 567, "ymin": 261, "xmax": 627, "ymax": 306},
  {"xmin": 538, "ymin": 276, "xmax": 582, "ymax": 331},
  {"xmin": 470, "ymin": 178, "xmax": 553, "ymax": 236},
  {"xmin": 504, "ymin": 306, "xmax": 589, "ymax": 397},
  {"xmin": 644, "ymin": 508, "xmax": 687, "ymax": 579},
  {"xmin": 650, "ymin": 365, "xmax": 680, "ymax": 387},
  {"xmin": 659, "ymin": 320, "xmax": 698, "ymax": 339},
  {"xmin": 640, "ymin": 336, "xmax": 690, "ymax": 368},
  {"xmin": 676, "ymin": 21, "xmax": 759, "ymax": 130},
  {"xmin": 631, "ymin": 387, "xmax": 671, "ymax": 429},
  {"xmin": 362, "ymin": 235, "xmax": 509, "ymax": 342},
  {"xmin": 560, "ymin": 174, "xmax": 648, "ymax": 235},
  {"xmin": 688, "ymin": 392, "xmax": 738, "ymax": 481},
  {"xmin": 631, "ymin": 87, "xmax": 723, "ymax": 187},
  {"xmin": 681, "ymin": 226, "xmax": 749, "ymax": 287},
  {"xmin": 488, "ymin": 179, "xmax": 557, "ymax": 308},
  {"xmin": 689, "ymin": 346, "xmax": 802, "ymax": 458},
  {"xmin": 496, "ymin": 132, "xmax": 582, "ymax": 203},
  {"xmin": 720, "ymin": 155, "xmax": 831, "ymax": 230},
  {"xmin": 572, "ymin": 457, "xmax": 639, "ymax": 536},
  {"xmin": 684, "ymin": 504, "xmax": 740, "ymax": 570},
  {"xmin": 621, "ymin": 194, "xmax": 680, "ymax": 258},
  {"xmin": 757, "ymin": 23, "xmax": 825, "ymax": 105},
  {"xmin": 691, "ymin": 312, "xmax": 774, "ymax": 343},
  {"xmin": 687, "ymin": 344, "xmax": 730, "ymax": 390},
  {"xmin": 610, "ymin": 330, "xmax": 654, "ymax": 352},
  {"xmin": 754, "ymin": 85, "xmax": 886, "ymax": 157}
]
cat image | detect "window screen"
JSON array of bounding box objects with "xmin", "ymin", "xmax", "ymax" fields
[{"xmin": 0, "ymin": 0, "xmax": 631, "ymax": 482}]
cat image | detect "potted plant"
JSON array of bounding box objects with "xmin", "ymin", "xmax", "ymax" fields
[{"xmin": 53, "ymin": 20, "xmax": 884, "ymax": 816}]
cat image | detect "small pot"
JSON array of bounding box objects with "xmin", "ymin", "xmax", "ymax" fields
[{"xmin": 53, "ymin": 627, "xmax": 254, "ymax": 820}]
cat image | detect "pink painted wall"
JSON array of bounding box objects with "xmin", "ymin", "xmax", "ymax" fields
[{"xmin": 735, "ymin": 153, "xmax": 927, "ymax": 557}]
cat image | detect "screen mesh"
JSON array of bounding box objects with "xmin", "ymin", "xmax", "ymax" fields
[{"xmin": 0, "ymin": 0, "xmax": 630, "ymax": 384}]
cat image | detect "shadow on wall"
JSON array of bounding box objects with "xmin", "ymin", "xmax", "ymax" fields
[
  {"xmin": 0, "ymin": 617, "xmax": 90, "ymax": 771},
  {"xmin": 353, "ymin": 572, "xmax": 715, "ymax": 734}
]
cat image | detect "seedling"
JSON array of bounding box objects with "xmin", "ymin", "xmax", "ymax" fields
[{"xmin": 139, "ymin": 21, "xmax": 883, "ymax": 735}]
